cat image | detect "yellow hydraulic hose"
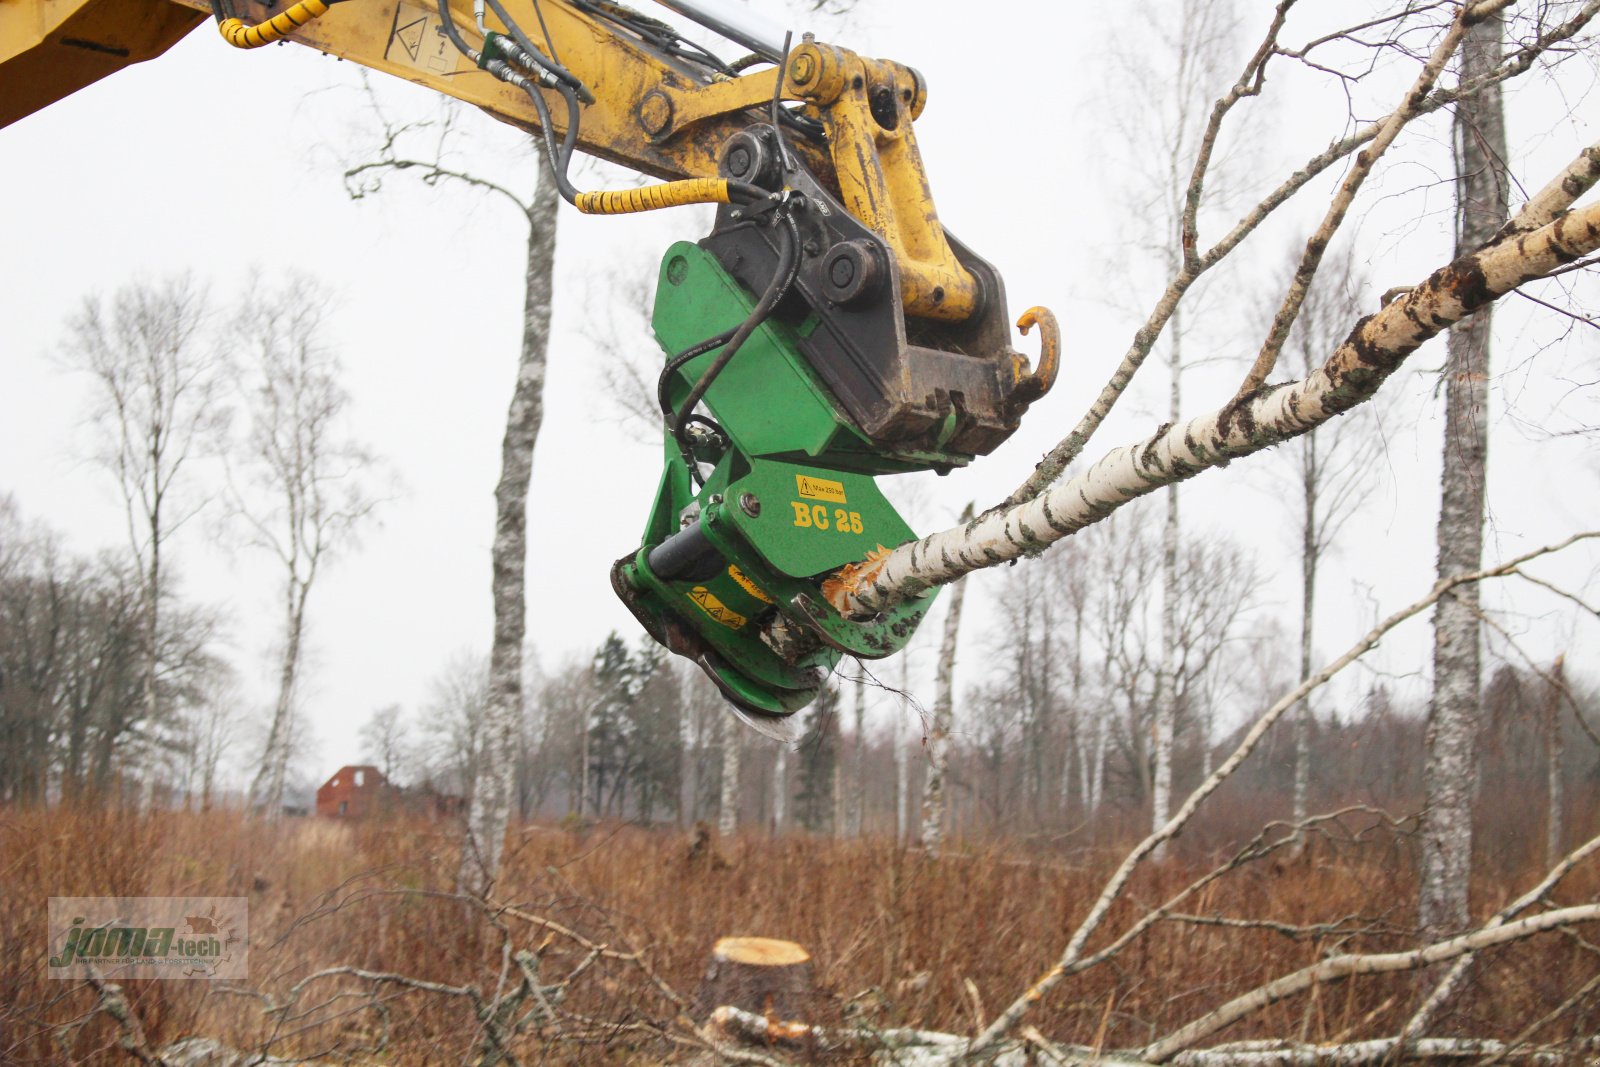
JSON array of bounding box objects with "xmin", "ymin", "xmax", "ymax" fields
[
  {"xmin": 575, "ymin": 178, "xmax": 732, "ymax": 215},
  {"xmin": 218, "ymin": 0, "xmax": 331, "ymax": 49}
]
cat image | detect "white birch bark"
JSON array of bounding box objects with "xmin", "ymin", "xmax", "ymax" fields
[
  {"xmin": 1146, "ymin": 904, "xmax": 1600, "ymax": 1061},
  {"xmin": 965, "ymin": 532, "xmax": 1595, "ymax": 1057},
  {"xmin": 459, "ymin": 163, "xmax": 558, "ymax": 897},
  {"xmin": 1421, "ymin": 11, "xmax": 1507, "ymax": 939},
  {"xmin": 919, "ymin": 563, "xmax": 969, "ymax": 857},
  {"xmin": 1545, "ymin": 655, "xmax": 1566, "ymax": 867},
  {"xmin": 817, "ymin": 194, "xmax": 1600, "ymax": 622},
  {"xmin": 718, "ymin": 710, "xmax": 740, "ymax": 838},
  {"xmin": 1153, "ymin": 310, "xmax": 1183, "ymax": 859},
  {"xmin": 896, "ymin": 647, "xmax": 911, "ymax": 843},
  {"xmin": 772, "ymin": 745, "xmax": 787, "ymax": 835},
  {"xmin": 233, "ymin": 278, "xmax": 376, "ymax": 819},
  {"xmin": 1292, "ymin": 436, "xmax": 1316, "ymax": 833},
  {"xmin": 849, "ymin": 669, "xmax": 865, "ymax": 836}
]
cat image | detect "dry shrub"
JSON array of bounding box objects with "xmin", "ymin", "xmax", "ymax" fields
[{"xmin": 2, "ymin": 805, "xmax": 1596, "ymax": 1063}]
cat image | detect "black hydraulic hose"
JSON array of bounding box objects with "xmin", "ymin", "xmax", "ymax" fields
[
  {"xmin": 435, "ymin": 0, "xmax": 479, "ymax": 61},
  {"xmin": 484, "ymin": 0, "xmax": 587, "ymax": 96},
  {"xmin": 658, "ymin": 327, "xmax": 738, "ymax": 417},
  {"xmin": 671, "ymin": 209, "xmax": 802, "ymax": 463}
]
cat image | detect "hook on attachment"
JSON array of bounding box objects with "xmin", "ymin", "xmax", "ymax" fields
[{"xmin": 1013, "ymin": 305, "xmax": 1060, "ymax": 404}]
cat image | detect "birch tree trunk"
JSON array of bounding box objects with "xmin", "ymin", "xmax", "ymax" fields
[
  {"xmin": 1420, "ymin": 11, "xmax": 1507, "ymax": 939},
  {"xmin": 849, "ymin": 670, "xmax": 865, "ymax": 836},
  {"xmin": 831, "ymin": 748, "xmax": 845, "ymax": 838},
  {"xmin": 1546, "ymin": 655, "xmax": 1566, "ymax": 867},
  {"xmin": 896, "ymin": 648, "xmax": 910, "ymax": 844},
  {"xmin": 250, "ymin": 585, "xmax": 306, "ymax": 817},
  {"xmin": 233, "ymin": 276, "xmax": 376, "ymax": 820},
  {"xmin": 1293, "ymin": 432, "xmax": 1317, "ymax": 833},
  {"xmin": 66, "ymin": 277, "xmax": 223, "ymax": 804},
  {"xmin": 458, "ymin": 163, "xmax": 558, "ymax": 898},
  {"xmin": 919, "ymin": 528, "xmax": 971, "ymax": 856},
  {"xmin": 1153, "ymin": 311, "xmax": 1183, "ymax": 860},
  {"xmin": 819, "ymin": 182, "xmax": 1600, "ymax": 622},
  {"xmin": 719, "ymin": 709, "xmax": 741, "ymax": 838},
  {"xmin": 772, "ymin": 745, "xmax": 787, "ymax": 835}
]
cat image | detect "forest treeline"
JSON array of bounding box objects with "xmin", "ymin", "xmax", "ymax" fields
[{"xmin": 15, "ymin": 481, "xmax": 1592, "ymax": 871}]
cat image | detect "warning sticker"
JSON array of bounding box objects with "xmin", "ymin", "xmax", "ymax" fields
[
  {"xmin": 795, "ymin": 475, "xmax": 847, "ymax": 504},
  {"xmin": 688, "ymin": 586, "xmax": 747, "ymax": 630},
  {"xmin": 385, "ymin": 2, "xmax": 466, "ymax": 74},
  {"xmin": 727, "ymin": 565, "xmax": 775, "ymax": 604}
]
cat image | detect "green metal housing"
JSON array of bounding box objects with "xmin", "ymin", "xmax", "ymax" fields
[{"xmin": 611, "ymin": 243, "xmax": 942, "ymax": 733}]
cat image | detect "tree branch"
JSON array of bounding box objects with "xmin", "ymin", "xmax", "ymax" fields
[
  {"xmin": 1145, "ymin": 904, "xmax": 1600, "ymax": 1060},
  {"xmin": 964, "ymin": 532, "xmax": 1597, "ymax": 1056},
  {"xmin": 827, "ymin": 199, "xmax": 1600, "ymax": 619}
]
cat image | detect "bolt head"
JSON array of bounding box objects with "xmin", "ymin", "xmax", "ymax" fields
[{"xmin": 739, "ymin": 492, "xmax": 762, "ymax": 518}]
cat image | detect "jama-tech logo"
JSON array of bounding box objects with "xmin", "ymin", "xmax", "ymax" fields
[{"xmin": 47, "ymin": 897, "xmax": 248, "ymax": 980}]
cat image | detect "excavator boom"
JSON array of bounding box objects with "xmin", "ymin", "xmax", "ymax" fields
[{"xmin": 1, "ymin": 0, "xmax": 1059, "ymax": 730}]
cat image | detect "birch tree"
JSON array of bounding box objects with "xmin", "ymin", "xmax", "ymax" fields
[
  {"xmin": 358, "ymin": 703, "xmax": 409, "ymax": 784},
  {"xmin": 1544, "ymin": 655, "xmax": 1566, "ymax": 866},
  {"xmin": 718, "ymin": 707, "xmax": 742, "ymax": 838},
  {"xmin": 343, "ymin": 85, "xmax": 560, "ymax": 895},
  {"xmin": 1421, "ymin": 8, "xmax": 1510, "ymax": 940},
  {"xmin": 1266, "ymin": 245, "xmax": 1384, "ymax": 834},
  {"xmin": 919, "ymin": 516, "xmax": 971, "ymax": 856},
  {"xmin": 234, "ymin": 276, "xmax": 378, "ymax": 817},
  {"xmin": 61, "ymin": 275, "xmax": 226, "ymax": 783},
  {"xmin": 820, "ymin": 2, "xmax": 1600, "ymax": 628}
]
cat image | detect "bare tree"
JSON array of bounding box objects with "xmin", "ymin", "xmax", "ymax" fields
[
  {"xmin": 415, "ymin": 652, "xmax": 491, "ymax": 798},
  {"xmin": 61, "ymin": 275, "xmax": 226, "ymax": 771},
  {"xmin": 342, "ymin": 84, "xmax": 560, "ymax": 896},
  {"xmin": 1102, "ymin": 0, "xmax": 1247, "ymax": 853},
  {"xmin": 170, "ymin": 671, "xmax": 242, "ymax": 810},
  {"xmin": 358, "ymin": 703, "xmax": 409, "ymax": 785},
  {"xmin": 825, "ymin": 17, "xmax": 1600, "ymax": 628},
  {"xmin": 1263, "ymin": 244, "xmax": 1385, "ymax": 834},
  {"xmin": 1422, "ymin": 8, "xmax": 1510, "ymax": 940},
  {"xmin": 232, "ymin": 275, "xmax": 379, "ymax": 818}
]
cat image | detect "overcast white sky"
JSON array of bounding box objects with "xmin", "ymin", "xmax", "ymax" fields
[{"xmin": 2, "ymin": 1, "xmax": 1596, "ymax": 792}]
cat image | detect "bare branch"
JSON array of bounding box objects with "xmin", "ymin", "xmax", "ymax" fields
[
  {"xmin": 1146, "ymin": 904, "xmax": 1600, "ymax": 1060},
  {"xmin": 965, "ymin": 532, "xmax": 1597, "ymax": 1055},
  {"xmin": 1235, "ymin": 2, "xmax": 1498, "ymax": 398},
  {"xmin": 833, "ymin": 201, "xmax": 1600, "ymax": 619}
]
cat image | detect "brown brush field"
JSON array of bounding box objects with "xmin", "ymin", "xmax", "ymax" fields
[{"xmin": 3, "ymin": 806, "xmax": 1596, "ymax": 1063}]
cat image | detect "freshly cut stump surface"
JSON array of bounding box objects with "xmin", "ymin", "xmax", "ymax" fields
[{"xmin": 696, "ymin": 937, "xmax": 815, "ymax": 1020}]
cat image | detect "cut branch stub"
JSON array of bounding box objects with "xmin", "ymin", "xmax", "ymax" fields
[{"xmin": 696, "ymin": 936, "xmax": 816, "ymax": 1021}]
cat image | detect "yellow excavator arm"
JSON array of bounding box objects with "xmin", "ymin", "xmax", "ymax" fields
[
  {"xmin": 1, "ymin": 0, "xmax": 980, "ymax": 322},
  {"xmin": 2, "ymin": 0, "xmax": 1059, "ymax": 729}
]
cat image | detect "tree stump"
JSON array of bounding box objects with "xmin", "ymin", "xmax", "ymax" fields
[{"xmin": 696, "ymin": 937, "xmax": 814, "ymax": 1020}]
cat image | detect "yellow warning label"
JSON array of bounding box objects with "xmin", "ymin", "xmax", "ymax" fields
[
  {"xmin": 796, "ymin": 474, "xmax": 847, "ymax": 503},
  {"xmin": 728, "ymin": 565, "xmax": 775, "ymax": 604},
  {"xmin": 688, "ymin": 586, "xmax": 747, "ymax": 629}
]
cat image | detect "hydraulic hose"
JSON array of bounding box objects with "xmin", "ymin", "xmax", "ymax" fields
[
  {"xmin": 671, "ymin": 210, "xmax": 802, "ymax": 463},
  {"xmin": 575, "ymin": 179, "xmax": 737, "ymax": 216},
  {"xmin": 217, "ymin": 0, "xmax": 331, "ymax": 48}
]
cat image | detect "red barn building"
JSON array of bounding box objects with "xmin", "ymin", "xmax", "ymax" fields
[
  {"xmin": 315, "ymin": 765, "xmax": 391, "ymax": 819},
  {"xmin": 315, "ymin": 765, "xmax": 463, "ymax": 820}
]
